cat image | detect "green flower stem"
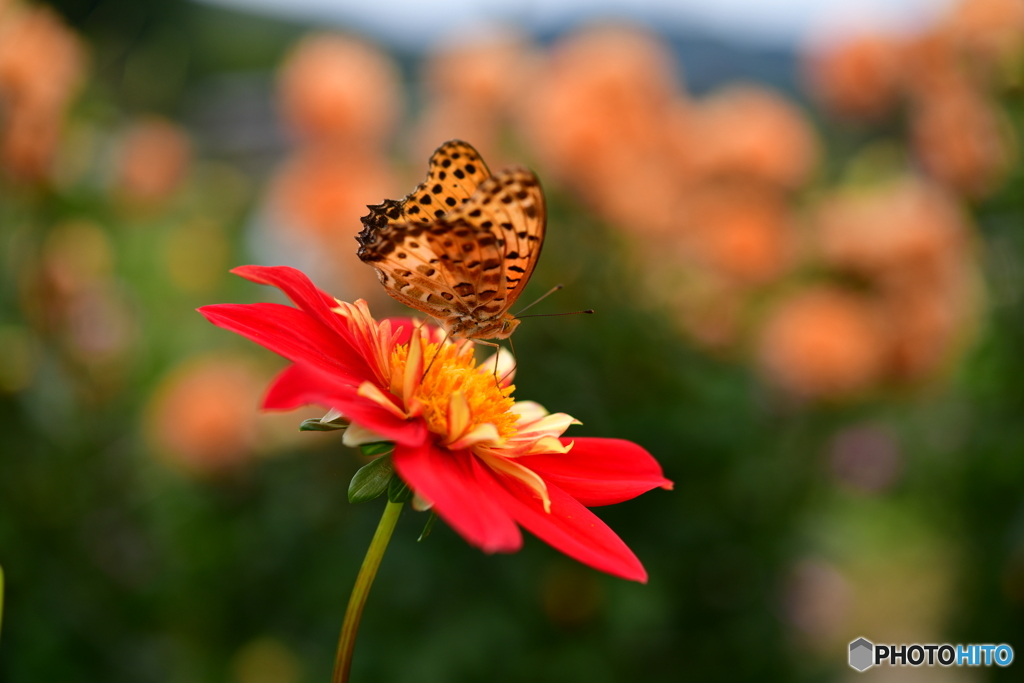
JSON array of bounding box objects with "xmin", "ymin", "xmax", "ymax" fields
[{"xmin": 332, "ymin": 500, "xmax": 403, "ymax": 683}]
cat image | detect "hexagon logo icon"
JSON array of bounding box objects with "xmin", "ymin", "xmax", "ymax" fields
[{"xmin": 849, "ymin": 638, "xmax": 874, "ymax": 671}]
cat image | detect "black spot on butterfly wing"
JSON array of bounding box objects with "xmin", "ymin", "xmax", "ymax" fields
[
  {"xmin": 436, "ymin": 167, "xmax": 546, "ymax": 311},
  {"xmin": 357, "ymin": 141, "xmax": 492, "ymax": 263}
]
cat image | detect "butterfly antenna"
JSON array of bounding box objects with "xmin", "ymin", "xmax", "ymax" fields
[
  {"xmin": 421, "ymin": 325, "xmax": 452, "ymax": 382},
  {"xmin": 517, "ymin": 310, "xmax": 595, "ymax": 319},
  {"xmin": 514, "ymin": 284, "xmax": 564, "ymax": 317}
]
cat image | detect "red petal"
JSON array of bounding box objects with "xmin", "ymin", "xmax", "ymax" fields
[
  {"xmin": 392, "ymin": 444, "xmax": 522, "ymax": 553},
  {"xmin": 230, "ymin": 266, "xmax": 379, "ymax": 364},
  {"xmin": 383, "ymin": 317, "xmax": 421, "ymax": 346},
  {"xmin": 521, "ymin": 438, "xmax": 673, "ymax": 507},
  {"xmin": 198, "ymin": 303, "xmax": 373, "ymax": 384},
  {"xmin": 264, "ymin": 364, "xmax": 427, "ymax": 447},
  {"xmin": 473, "ymin": 457, "xmax": 648, "ymax": 582},
  {"xmin": 232, "ymin": 265, "xmax": 347, "ymax": 333}
]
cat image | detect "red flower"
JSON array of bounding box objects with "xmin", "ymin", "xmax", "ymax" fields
[{"xmin": 199, "ymin": 266, "xmax": 672, "ymax": 582}]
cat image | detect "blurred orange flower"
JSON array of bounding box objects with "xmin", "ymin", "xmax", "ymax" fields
[
  {"xmin": 804, "ymin": 34, "xmax": 903, "ymax": 121},
  {"xmin": 585, "ymin": 141, "xmax": 684, "ymax": 238},
  {"xmin": 1, "ymin": 103, "xmax": 62, "ymax": 182},
  {"xmin": 422, "ymin": 29, "xmax": 538, "ymax": 114},
  {"xmin": 814, "ymin": 178, "xmax": 970, "ymax": 282},
  {"xmin": 272, "ymin": 32, "xmax": 404, "ymax": 303},
  {"xmin": 271, "ymin": 148, "xmax": 396, "ymax": 240},
  {"xmin": 145, "ymin": 355, "xmax": 268, "ymax": 475},
  {"xmin": 810, "ymin": 178, "xmax": 981, "ymax": 385},
  {"xmin": 114, "ymin": 117, "xmax": 192, "ymax": 207},
  {"xmin": 909, "ymin": 81, "xmax": 1014, "ymax": 198},
  {"xmin": 410, "ymin": 99, "xmax": 501, "ymax": 171},
  {"xmin": 277, "ymin": 33, "xmax": 402, "ymax": 147},
  {"xmin": 686, "ymin": 85, "xmax": 819, "ymax": 189},
  {"xmin": 882, "ymin": 280, "xmax": 978, "ymax": 383},
  {"xmin": 944, "ymin": 0, "xmax": 1024, "ymax": 75},
  {"xmin": 0, "ymin": 4, "xmax": 84, "ymax": 181},
  {"xmin": 632, "ymin": 182, "xmax": 795, "ymax": 351},
  {"xmin": 517, "ymin": 25, "xmax": 680, "ymax": 188},
  {"xmin": 268, "ymin": 147, "xmax": 398, "ymax": 302},
  {"xmin": 413, "ymin": 30, "xmax": 539, "ymax": 166},
  {"xmin": 679, "ymin": 181, "xmax": 796, "ymax": 284},
  {"xmin": 758, "ymin": 286, "xmax": 887, "ymax": 399},
  {"xmin": 902, "ymin": 29, "xmax": 968, "ymax": 99},
  {"xmin": 0, "ymin": 4, "xmax": 82, "ymax": 111}
]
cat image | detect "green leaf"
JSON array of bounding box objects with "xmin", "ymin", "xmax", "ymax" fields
[
  {"xmin": 417, "ymin": 511, "xmax": 438, "ymax": 542},
  {"xmin": 348, "ymin": 455, "xmax": 395, "ymax": 503},
  {"xmin": 299, "ymin": 418, "xmax": 347, "ymax": 432},
  {"xmin": 359, "ymin": 442, "xmax": 395, "ymax": 457},
  {"xmin": 387, "ymin": 474, "xmax": 413, "ymax": 504}
]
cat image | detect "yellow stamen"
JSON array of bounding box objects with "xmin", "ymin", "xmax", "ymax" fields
[{"xmin": 390, "ymin": 340, "xmax": 518, "ymax": 444}]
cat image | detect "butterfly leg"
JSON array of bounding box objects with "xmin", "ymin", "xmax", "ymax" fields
[
  {"xmin": 500, "ymin": 335, "xmax": 519, "ymax": 386},
  {"xmin": 421, "ymin": 326, "xmax": 453, "ymax": 382},
  {"xmin": 473, "ymin": 339, "xmax": 515, "ymax": 396},
  {"xmin": 470, "ymin": 339, "xmax": 505, "ymax": 390}
]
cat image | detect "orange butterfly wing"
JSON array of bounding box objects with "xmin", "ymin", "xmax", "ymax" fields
[
  {"xmin": 361, "ymin": 140, "xmax": 492, "ymax": 229},
  {"xmin": 357, "ymin": 140, "xmax": 545, "ymax": 340}
]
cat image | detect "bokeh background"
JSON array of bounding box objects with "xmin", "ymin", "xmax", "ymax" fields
[{"xmin": 1, "ymin": 0, "xmax": 1023, "ymax": 680}]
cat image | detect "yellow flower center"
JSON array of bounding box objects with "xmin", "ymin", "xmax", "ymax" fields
[{"xmin": 390, "ymin": 341, "xmax": 518, "ymax": 443}]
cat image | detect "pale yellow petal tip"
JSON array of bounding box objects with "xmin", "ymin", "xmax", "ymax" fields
[
  {"xmin": 342, "ymin": 422, "xmax": 389, "ymax": 447},
  {"xmin": 446, "ymin": 390, "xmax": 471, "ymax": 442},
  {"xmin": 510, "ymin": 400, "xmax": 549, "ymax": 425},
  {"xmin": 448, "ymin": 423, "xmax": 503, "ymax": 450},
  {"xmin": 357, "ymin": 381, "xmax": 408, "ymax": 419},
  {"xmin": 522, "ymin": 412, "xmax": 579, "ymax": 438},
  {"xmin": 477, "ymin": 450, "xmax": 551, "ymax": 513},
  {"xmin": 412, "ymin": 493, "xmax": 434, "ymax": 512},
  {"xmin": 402, "ymin": 329, "xmax": 425, "ymax": 404},
  {"xmin": 527, "ymin": 436, "xmax": 572, "ymax": 455},
  {"xmin": 320, "ymin": 407, "xmax": 344, "ymax": 423},
  {"xmin": 480, "ymin": 348, "xmax": 517, "ymax": 386},
  {"xmin": 332, "ymin": 298, "xmax": 371, "ymax": 319}
]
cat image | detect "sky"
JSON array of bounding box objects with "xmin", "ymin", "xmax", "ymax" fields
[{"xmin": 200, "ymin": 0, "xmax": 956, "ymax": 49}]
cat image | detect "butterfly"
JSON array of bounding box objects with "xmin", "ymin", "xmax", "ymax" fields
[{"xmin": 357, "ymin": 140, "xmax": 545, "ymax": 341}]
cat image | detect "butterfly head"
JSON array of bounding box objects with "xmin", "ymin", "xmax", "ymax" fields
[
  {"xmin": 494, "ymin": 313, "xmax": 520, "ymax": 340},
  {"xmin": 454, "ymin": 312, "xmax": 520, "ymax": 341}
]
